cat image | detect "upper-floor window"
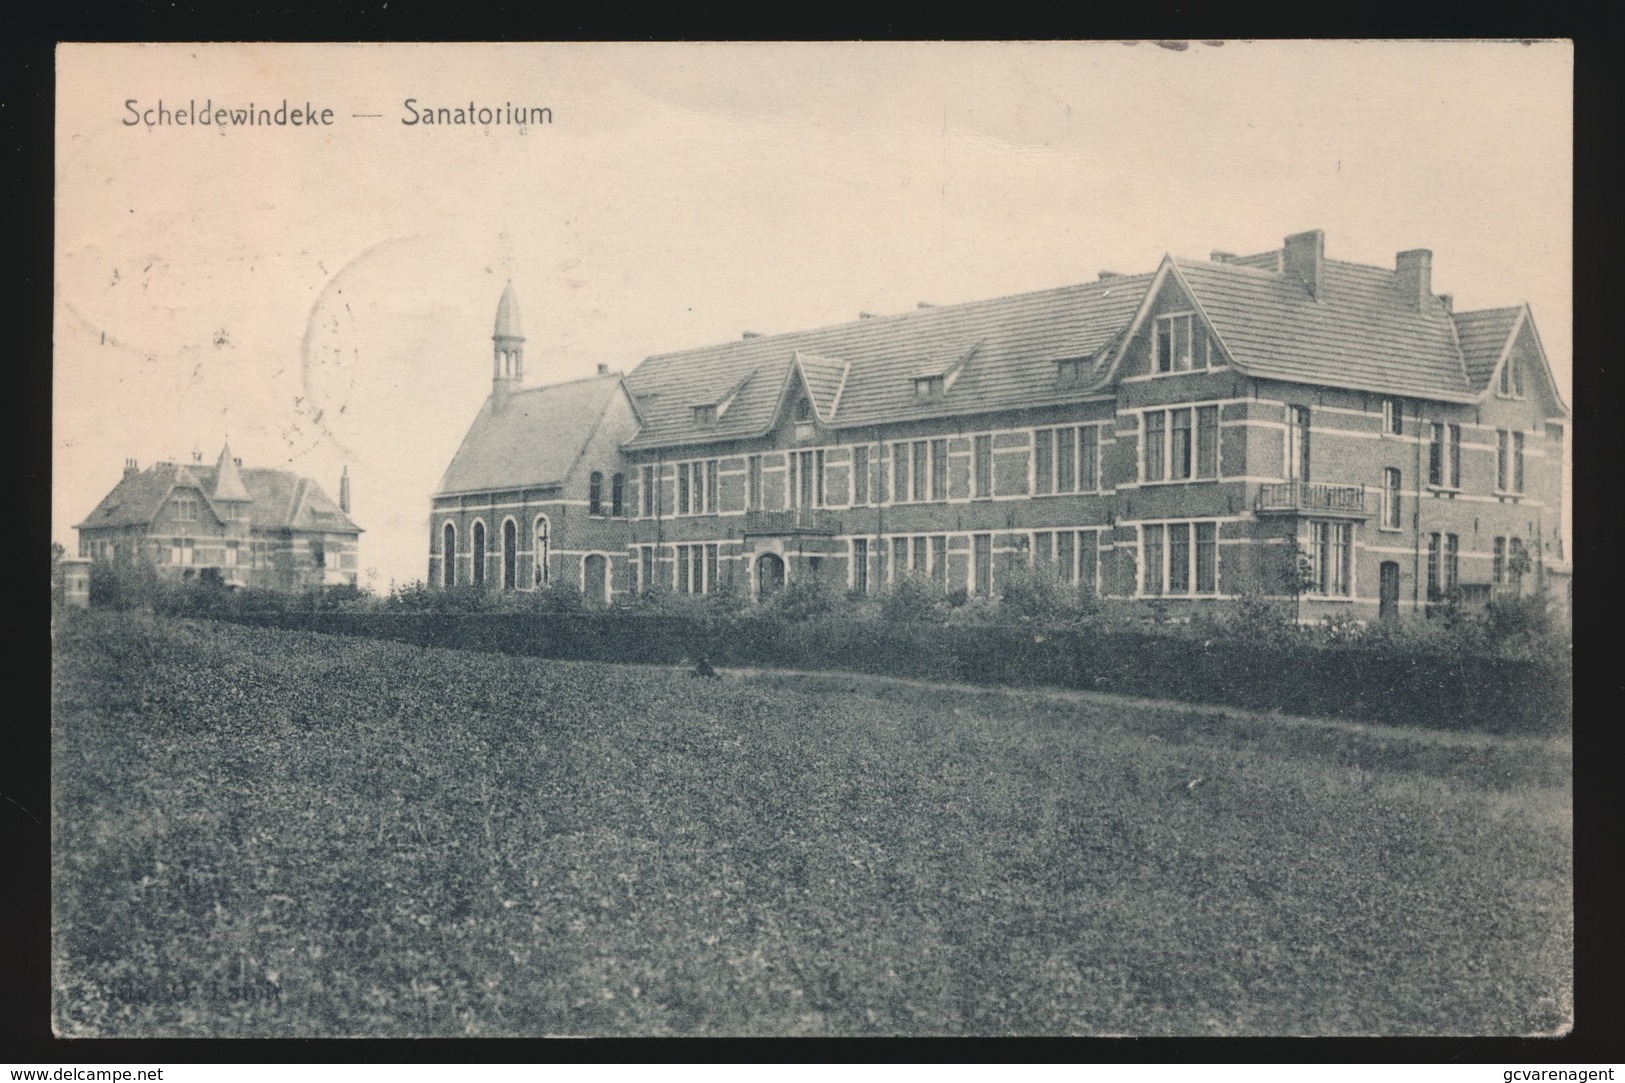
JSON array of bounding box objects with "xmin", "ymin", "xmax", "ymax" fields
[
  {"xmin": 1055, "ymin": 358, "xmax": 1088, "ymax": 387},
  {"xmin": 1286, "ymin": 405, "xmax": 1311, "ymax": 482},
  {"xmin": 794, "ymin": 396, "xmax": 813, "ymax": 422},
  {"xmin": 1382, "ymin": 467, "xmax": 1402, "ymax": 530},
  {"xmin": 1383, "ymin": 397, "xmax": 1404, "ymax": 436},
  {"xmin": 1141, "ymin": 407, "xmax": 1218, "ymax": 483},
  {"xmin": 589, "ymin": 471, "xmax": 604, "ymax": 516},
  {"xmin": 693, "ymin": 404, "xmax": 717, "ymax": 426},
  {"xmin": 1499, "ymin": 357, "xmax": 1526, "ymax": 398},
  {"xmin": 788, "ymin": 449, "xmax": 825, "ymax": 509},
  {"xmin": 973, "ymin": 435, "xmax": 993, "ymax": 499},
  {"xmin": 173, "ymin": 496, "xmax": 199, "ymax": 522},
  {"xmin": 1154, "ymin": 313, "xmax": 1216, "ymax": 373},
  {"xmin": 892, "ymin": 440, "xmax": 944, "ymax": 503},
  {"xmin": 914, "ymin": 375, "xmax": 945, "ymax": 399},
  {"xmin": 677, "ymin": 459, "xmax": 720, "ymax": 515},
  {"xmin": 1496, "ymin": 430, "xmax": 1525, "ymax": 493},
  {"xmin": 1036, "ymin": 424, "xmax": 1106, "ymax": 493},
  {"xmin": 610, "ymin": 473, "xmax": 625, "ymax": 517},
  {"xmin": 1428, "ymin": 423, "xmax": 1462, "ymax": 489},
  {"xmin": 851, "ymin": 446, "xmax": 870, "ymax": 505},
  {"xmin": 640, "ymin": 465, "xmax": 656, "ymax": 518},
  {"xmin": 747, "ymin": 455, "xmax": 763, "ymax": 510}
]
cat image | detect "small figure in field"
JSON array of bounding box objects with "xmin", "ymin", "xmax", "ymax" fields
[{"xmin": 693, "ymin": 656, "xmax": 719, "ymax": 679}]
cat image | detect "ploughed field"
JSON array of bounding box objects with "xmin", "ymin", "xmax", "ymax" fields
[{"xmin": 52, "ymin": 612, "xmax": 1572, "ymax": 1036}]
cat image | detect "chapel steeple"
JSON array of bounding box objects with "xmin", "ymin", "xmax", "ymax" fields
[{"xmin": 492, "ymin": 282, "xmax": 524, "ymax": 408}]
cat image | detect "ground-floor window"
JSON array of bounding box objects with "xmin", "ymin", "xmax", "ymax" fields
[
  {"xmin": 675, "ymin": 543, "xmax": 720, "ymax": 594},
  {"xmin": 1032, "ymin": 529, "xmax": 1103, "ymax": 594},
  {"xmin": 851, "ymin": 538, "xmax": 869, "ymax": 594},
  {"xmin": 636, "ymin": 544, "xmax": 655, "ymax": 593},
  {"xmin": 1305, "ymin": 520, "xmax": 1353, "ymax": 597},
  {"xmin": 1139, "ymin": 521, "xmax": 1219, "ymax": 597},
  {"xmin": 1426, "ymin": 531, "xmax": 1459, "ymax": 601}
]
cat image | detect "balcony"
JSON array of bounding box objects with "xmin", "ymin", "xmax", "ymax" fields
[
  {"xmin": 743, "ymin": 507, "xmax": 843, "ymax": 536},
  {"xmin": 1256, "ymin": 482, "xmax": 1369, "ymax": 518}
]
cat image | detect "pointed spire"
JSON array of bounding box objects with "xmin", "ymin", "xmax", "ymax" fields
[
  {"xmin": 494, "ymin": 280, "xmax": 524, "ymax": 341},
  {"xmin": 213, "ymin": 443, "xmax": 251, "ymax": 503}
]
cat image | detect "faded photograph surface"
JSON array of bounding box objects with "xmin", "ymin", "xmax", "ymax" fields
[{"xmin": 52, "ymin": 41, "xmax": 1573, "ymax": 1036}]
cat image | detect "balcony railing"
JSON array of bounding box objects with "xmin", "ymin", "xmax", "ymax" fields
[
  {"xmin": 1256, "ymin": 481, "xmax": 1368, "ymax": 517},
  {"xmin": 743, "ymin": 507, "xmax": 843, "ymax": 535}
]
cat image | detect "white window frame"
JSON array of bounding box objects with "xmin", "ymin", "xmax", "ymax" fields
[
  {"xmin": 1137, "ymin": 519, "xmax": 1221, "ymax": 598},
  {"xmin": 1139, "ymin": 407, "xmax": 1220, "ymax": 485}
]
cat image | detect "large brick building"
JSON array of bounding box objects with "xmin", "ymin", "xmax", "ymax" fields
[
  {"xmin": 430, "ymin": 232, "xmax": 1568, "ymax": 619},
  {"xmin": 76, "ymin": 446, "xmax": 363, "ymax": 591}
]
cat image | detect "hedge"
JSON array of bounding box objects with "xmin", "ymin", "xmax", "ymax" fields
[{"xmin": 219, "ymin": 610, "xmax": 1571, "ymax": 736}]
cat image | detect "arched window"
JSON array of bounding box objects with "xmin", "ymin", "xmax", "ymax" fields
[
  {"xmin": 589, "ymin": 471, "xmax": 604, "ymax": 516},
  {"xmin": 472, "ymin": 521, "xmax": 486, "ymax": 586},
  {"xmin": 502, "ymin": 519, "xmax": 517, "ymax": 590},
  {"xmin": 534, "ymin": 516, "xmax": 550, "ymax": 586},
  {"xmin": 794, "ymin": 396, "xmax": 812, "ymax": 422},
  {"xmin": 442, "ymin": 522, "xmax": 457, "ymax": 588},
  {"xmin": 611, "ymin": 473, "xmax": 626, "ymax": 517}
]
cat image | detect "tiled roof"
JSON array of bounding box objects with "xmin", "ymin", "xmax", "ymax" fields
[
  {"xmin": 75, "ymin": 462, "xmax": 360, "ymax": 533},
  {"xmin": 1452, "ymin": 306, "xmax": 1523, "ymax": 392},
  {"xmin": 434, "ymin": 374, "xmax": 623, "ymax": 496},
  {"xmin": 623, "ymin": 275, "xmax": 1149, "ymax": 448},
  {"xmin": 1172, "ymin": 258, "xmax": 1477, "ymax": 400},
  {"xmin": 603, "ymin": 241, "xmax": 1558, "ymax": 450}
]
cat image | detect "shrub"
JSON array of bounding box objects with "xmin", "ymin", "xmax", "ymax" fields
[
  {"xmin": 89, "ymin": 560, "xmax": 162, "ymax": 611},
  {"xmin": 997, "ymin": 564, "xmax": 1095, "ymax": 626},
  {"xmin": 879, "ymin": 573, "xmax": 943, "ymax": 624},
  {"xmin": 763, "ymin": 575, "xmax": 846, "ymax": 623}
]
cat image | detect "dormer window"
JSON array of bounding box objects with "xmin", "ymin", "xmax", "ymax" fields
[
  {"xmin": 693, "ymin": 404, "xmax": 717, "ymax": 426},
  {"xmin": 1154, "ymin": 312, "xmax": 1215, "ymax": 373},
  {"xmin": 1499, "ymin": 357, "xmax": 1526, "ymax": 398},
  {"xmin": 794, "ymin": 396, "xmax": 813, "ymax": 422},
  {"xmin": 914, "ymin": 375, "xmax": 945, "ymax": 399},
  {"xmin": 1055, "ymin": 358, "xmax": 1087, "ymax": 387}
]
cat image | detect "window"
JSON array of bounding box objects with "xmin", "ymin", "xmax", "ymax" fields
[
  {"xmin": 892, "ymin": 442, "xmax": 910, "ymax": 502},
  {"xmin": 911, "ymin": 536, "xmax": 928, "ymax": 574},
  {"xmin": 747, "ymin": 455, "xmax": 763, "ymax": 510},
  {"xmin": 502, "ymin": 519, "xmax": 517, "ymax": 590},
  {"xmin": 911, "ymin": 441, "xmax": 928, "ymax": 503},
  {"xmin": 169, "ymin": 537, "xmax": 195, "ymax": 566},
  {"xmin": 1144, "ymin": 413, "xmax": 1165, "ymax": 482},
  {"xmin": 794, "ymin": 396, "xmax": 813, "ymax": 422},
  {"xmin": 1382, "ymin": 468, "xmax": 1402, "ymax": 529},
  {"xmin": 1426, "ymin": 532, "xmax": 1459, "ymax": 600},
  {"xmin": 1306, "ymin": 521, "xmax": 1353, "ymax": 597},
  {"xmin": 677, "ymin": 464, "xmax": 690, "ymax": 514},
  {"xmin": 443, "ymin": 523, "xmax": 456, "ymax": 587},
  {"xmin": 891, "ymin": 537, "xmax": 908, "ymax": 581},
  {"xmin": 637, "ymin": 545, "xmax": 655, "ymax": 593},
  {"xmin": 471, "ymin": 522, "xmax": 485, "ymax": 585},
  {"xmin": 852, "ymin": 538, "xmax": 869, "ymax": 594},
  {"xmin": 1153, "ymin": 313, "xmax": 1213, "ymax": 372},
  {"xmin": 1056, "ymin": 358, "xmax": 1086, "ymax": 386},
  {"xmin": 973, "ymin": 534, "xmax": 992, "ymax": 596},
  {"xmin": 675, "ymin": 459, "xmax": 720, "ymax": 515},
  {"xmin": 1171, "ymin": 410, "xmax": 1193, "ymax": 480},
  {"xmin": 1141, "ymin": 410, "xmax": 1218, "ymax": 483},
  {"xmin": 1429, "ymin": 424, "xmax": 1462, "ymax": 488},
  {"xmin": 1141, "ymin": 520, "xmax": 1219, "ymax": 597},
  {"xmin": 930, "ymin": 439, "xmax": 948, "ymax": 501},
  {"xmin": 1508, "ymin": 537, "xmax": 1528, "ymax": 586},
  {"xmin": 1079, "ymin": 427, "xmax": 1100, "ymax": 492},
  {"xmin": 174, "ymin": 497, "xmax": 198, "ymax": 522},
  {"xmin": 589, "ymin": 471, "xmax": 604, "ymax": 516},
  {"xmin": 676, "ymin": 544, "xmax": 716, "ymax": 595},
  {"xmin": 915, "ymin": 375, "xmax": 945, "ymax": 399},
  {"xmin": 974, "ymin": 435, "xmax": 993, "ymax": 498},
  {"xmin": 641, "ymin": 465, "xmax": 656, "ymax": 518},
  {"xmin": 706, "ymin": 460, "xmax": 719, "ymax": 513},
  {"xmin": 852, "ymin": 446, "xmax": 869, "ymax": 505},
  {"xmin": 224, "ymin": 541, "xmax": 239, "ymax": 566},
  {"xmin": 931, "ymin": 536, "xmax": 947, "ymax": 589},
  {"xmin": 1499, "ymin": 357, "xmax": 1525, "ymax": 398},
  {"xmin": 1383, "ymin": 397, "xmax": 1404, "ymax": 436},
  {"xmin": 1513, "ymin": 431, "xmax": 1525, "ymax": 493},
  {"xmin": 1493, "ymin": 536, "xmax": 1506, "ymax": 585},
  {"xmin": 534, "ymin": 517, "xmax": 550, "ymax": 586},
  {"xmin": 1496, "ymin": 429, "xmax": 1525, "ymax": 493},
  {"xmin": 1056, "ymin": 427, "xmax": 1076, "ymax": 492},
  {"xmin": 790, "ymin": 449, "xmax": 825, "ymax": 508},
  {"xmin": 1287, "ymin": 406, "xmax": 1311, "ymax": 482},
  {"xmin": 693, "ymin": 404, "xmax": 717, "ymax": 426},
  {"xmin": 1034, "ymin": 430, "xmax": 1054, "ymax": 495}
]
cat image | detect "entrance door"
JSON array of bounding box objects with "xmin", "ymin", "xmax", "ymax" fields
[
  {"xmin": 757, "ymin": 553, "xmax": 785, "ymax": 599},
  {"xmin": 1379, "ymin": 561, "xmax": 1400, "ymax": 622},
  {"xmin": 583, "ymin": 554, "xmax": 607, "ymax": 605}
]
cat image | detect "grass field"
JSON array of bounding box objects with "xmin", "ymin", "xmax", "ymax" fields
[{"xmin": 51, "ymin": 611, "xmax": 1572, "ymax": 1036}]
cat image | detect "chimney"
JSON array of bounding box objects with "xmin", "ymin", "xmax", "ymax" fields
[
  {"xmin": 858, "ymin": 312, "xmax": 876, "ymax": 320},
  {"xmin": 1394, "ymin": 249, "xmax": 1432, "ymax": 310},
  {"xmin": 339, "ymin": 466, "xmax": 350, "ymax": 514},
  {"xmin": 1210, "ymin": 251, "xmax": 1236, "ymax": 263},
  {"xmin": 1438, "ymin": 293, "xmax": 1453, "ymax": 313},
  {"xmin": 123, "ymin": 458, "xmax": 139, "ymax": 477},
  {"xmin": 596, "ymin": 363, "xmax": 610, "ymax": 376},
  {"xmin": 742, "ymin": 331, "xmax": 761, "ymax": 339},
  {"xmin": 1097, "ymin": 270, "xmax": 1122, "ymax": 280},
  {"xmin": 1282, "ymin": 230, "xmax": 1324, "ymax": 300},
  {"xmin": 916, "ymin": 301, "xmax": 935, "ymax": 309}
]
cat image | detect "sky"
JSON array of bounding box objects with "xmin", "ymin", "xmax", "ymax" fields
[{"xmin": 54, "ymin": 41, "xmax": 1573, "ymax": 591}]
